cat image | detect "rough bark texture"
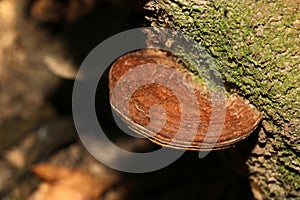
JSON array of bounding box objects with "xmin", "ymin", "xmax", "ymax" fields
[{"xmin": 143, "ymin": 0, "xmax": 300, "ymax": 199}]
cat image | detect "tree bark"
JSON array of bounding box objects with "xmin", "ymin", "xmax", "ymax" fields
[{"xmin": 143, "ymin": 0, "xmax": 300, "ymax": 199}]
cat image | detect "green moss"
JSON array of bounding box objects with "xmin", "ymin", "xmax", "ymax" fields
[
  {"xmin": 152, "ymin": 0, "xmax": 300, "ymax": 198},
  {"xmin": 157, "ymin": 0, "xmax": 299, "ymax": 125}
]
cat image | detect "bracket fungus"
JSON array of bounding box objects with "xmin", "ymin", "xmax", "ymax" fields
[{"xmin": 109, "ymin": 49, "xmax": 261, "ymax": 150}]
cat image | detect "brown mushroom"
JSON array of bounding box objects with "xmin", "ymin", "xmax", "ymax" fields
[{"xmin": 109, "ymin": 49, "xmax": 261, "ymax": 150}]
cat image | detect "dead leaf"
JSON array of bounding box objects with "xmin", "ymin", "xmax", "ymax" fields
[{"xmin": 29, "ymin": 164, "xmax": 115, "ymax": 200}]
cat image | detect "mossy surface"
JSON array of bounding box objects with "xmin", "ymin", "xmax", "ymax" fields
[{"xmin": 147, "ymin": 0, "xmax": 300, "ymax": 198}]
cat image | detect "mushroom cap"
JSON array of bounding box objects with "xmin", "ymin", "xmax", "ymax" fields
[{"xmin": 109, "ymin": 49, "xmax": 261, "ymax": 150}]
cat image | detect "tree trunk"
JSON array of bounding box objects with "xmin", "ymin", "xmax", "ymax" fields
[{"xmin": 143, "ymin": 0, "xmax": 300, "ymax": 199}]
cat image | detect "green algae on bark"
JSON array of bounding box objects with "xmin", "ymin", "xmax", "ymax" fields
[{"xmin": 145, "ymin": 0, "xmax": 300, "ymax": 198}]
